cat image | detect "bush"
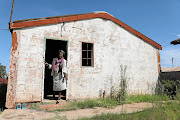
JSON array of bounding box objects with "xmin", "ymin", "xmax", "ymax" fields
[
  {"xmin": 0, "ymin": 83, "xmax": 7, "ymax": 111},
  {"xmin": 29, "ymin": 103, "xmax": 40, "ymax": 110},
  {"xmin": 159, "ymin": 79, "xmax": 180, "ymax": 99}
]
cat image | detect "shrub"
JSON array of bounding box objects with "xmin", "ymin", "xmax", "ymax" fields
[
  {"xmin": 0, "ymin": 83, "xmax": 7, "ymax": 111},
  {"xmin": 159, "ymin": 79, "xmax": 180, "ymax": 99},
  {"xmin": 29, "ymin": 103, "xmax": 40, "ymax": 110}
]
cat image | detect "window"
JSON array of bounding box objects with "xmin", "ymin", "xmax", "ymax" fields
[{"xmin": 82, "ymin": 42, "xmax": 94, "ymax": 66}]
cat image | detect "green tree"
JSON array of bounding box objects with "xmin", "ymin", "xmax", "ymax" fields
[{"xmin": 0, "ymin": 63, "xmax": 7, "ymax": 78}]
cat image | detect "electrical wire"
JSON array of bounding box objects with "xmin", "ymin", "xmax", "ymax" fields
[
  {"xmin": 162, "ymin": 44, "xmax": 171, "ymax": 47},
  {"xmin": 0, "ymin": 29, "xmax": 9, "ymax": 30}
]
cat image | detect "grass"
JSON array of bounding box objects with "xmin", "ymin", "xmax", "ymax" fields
[
  {"xmin": 44, "ymin": 111, "xmax": 67, "ymax": 120},
  {"xmin": 0, "ymin": 110, "xmax": 2, "ymax": 115},
  {"xmin": 126, "ymin": 94, "xmax": 169, "ymax": 103},
  {"xmin": 41, "ymin": 102, "xmax": 54, "ymax": 105},
  {"xmin": 29, "ymin": 103, "xmax": 40, "ymax": 110},
  {"xmin": 29, "ymin": 94, "xmax": 175, "ymax": 120},
  {"xmin": 79, "ymin": 101, "xmax": 180, "ymax": 120},
  {"xmin": 48, "ymin": 94, "xmax": 170, "ymax": 112}
]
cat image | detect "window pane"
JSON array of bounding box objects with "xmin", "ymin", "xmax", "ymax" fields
[
  {"xmin": 88, "ymin": 43, "xmax": 93, "ymax": 50},
  {"xmin": 88, "ymin": 51, "xmax": 92, "ymax": 58},
  {"xmin": 82, "ymin": 51, "xmax": 87, "ymax": 58},
  {"xmin": 87, "ymin": 59, "xmax": 91, "ymax": 66},
  {"xmin": 82, "ymin": 59, "xmax": 87, "ymax": 66},
  {"xmin": 82, "ymin": 42, "xmax": 94, "ymax": 66},
  {"xmin": 82, "ymin": 43, "xmax": 88, "ymax": 50}
]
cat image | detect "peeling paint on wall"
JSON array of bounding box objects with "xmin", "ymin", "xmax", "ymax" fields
[
  {"xmin": 6, "ymin": 18, "xmax": 161, "ymax": 108},
  {"xmin": 6, "ymin": 32, "xmax": 18, "ymax": 108}
]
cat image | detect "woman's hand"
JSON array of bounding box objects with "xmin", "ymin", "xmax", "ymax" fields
[
  {"xmin": 64, "ymin": 73, "xmax": 68, "ymax": 80},
  {"xmin": 65, "ymin": 76, "xmax": 68, "ymax": 80},
  {"xmin": 45, "ymin": 62, "xmax": 49, "ymax": 66}
]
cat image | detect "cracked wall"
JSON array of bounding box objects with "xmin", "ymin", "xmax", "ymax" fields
[{"xmin": 6, "ymin": 18, "xmax": 160, "ymax": 108}]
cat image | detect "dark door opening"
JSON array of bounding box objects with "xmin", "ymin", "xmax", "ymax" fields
[{"xmin": 44, "ymin": 39, "xmax": 68, "ymax": 100}]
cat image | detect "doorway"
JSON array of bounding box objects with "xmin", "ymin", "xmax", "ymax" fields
[{"xmin": 44, "ymin": 38, "xmax": 68, "ymax": 100}]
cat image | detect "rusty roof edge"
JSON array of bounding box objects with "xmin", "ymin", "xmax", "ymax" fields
[
  {"xmin": 10, "ymin": 11, "xmax": 162, "ymax": 50},
  {"xmin": 98, "ymin": 12, "xmax": 162, "ymax": 50},
  {"xmin": 13, "ymin": 12, "xmax": 94, "ymax": 23}
]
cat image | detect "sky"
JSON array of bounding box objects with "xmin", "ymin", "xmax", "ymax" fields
[{"xmin": 0, "ymin": 0, "xmax": 180, "ymax": 74}]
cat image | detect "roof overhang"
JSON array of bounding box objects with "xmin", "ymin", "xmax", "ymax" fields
[
  {"xmin": 9, "ymin": 11, "xmax": 162, "ymax": 50},
  {"xmin": 171, "ymin": 38, "xmax": 180, "ymax": 45}
]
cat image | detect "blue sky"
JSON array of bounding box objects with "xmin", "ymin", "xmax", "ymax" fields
[{"xmin": 0, "ymin": 0, "xmax": 180, "ymax": 74}]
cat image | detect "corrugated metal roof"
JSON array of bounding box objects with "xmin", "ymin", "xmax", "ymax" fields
[
  {"xmin": 171, "ymin": 38, "xmax": 180, "ymax": 45},
  {"xmin": 161, "ymin": 67, "xmax": 180, "ymax": 72}
]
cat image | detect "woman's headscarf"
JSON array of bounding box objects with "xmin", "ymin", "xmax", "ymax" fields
[
  {"xmin": 58, "ymin": 50, "xmax": 65, "ymax": 56},
  {"xmin": 53, "ymin": 50, "xmax": 65, "ymax": 71}
]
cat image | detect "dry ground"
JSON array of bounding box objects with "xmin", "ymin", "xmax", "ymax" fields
[{"xmin": 0, "ymin": 102, "xmax": 152, "ymax": 120}]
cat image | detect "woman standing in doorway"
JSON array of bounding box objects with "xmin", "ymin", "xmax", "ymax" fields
[{"xmin": 45, "ymin": 50, "xmax": 68, "ymax": 101}]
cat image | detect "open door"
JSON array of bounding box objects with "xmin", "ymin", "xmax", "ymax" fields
[{"xmin": 44, "ymin": 39, "xmax": 68, "ymax": 100}]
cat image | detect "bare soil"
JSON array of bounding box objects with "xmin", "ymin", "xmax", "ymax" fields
[
  {"xmin": 0, "ymin": 109, "xmax": 56, "ymax": 120},
  {"xmin": 0, "ymin": 102, "xmax": 152, "ymax": 120},
  {"xmin": 59, "ymin": 102, "xmax": 152, "ymax": 120}
]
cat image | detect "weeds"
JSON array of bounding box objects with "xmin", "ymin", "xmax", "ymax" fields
[
  {"xmin": 41, "ymin": 102, "xmax": 54, "ymax": 105},
  {"xmin": 29, "ymin": 103, "xmax": 40, "ymax": 110},
  {"xmin": 44, "ymin": 112, "xmax": 67, "ymax": 120},
  {"xmin": 49, "ymin": 98, "xmax": 119, "ymax": 112},
  {"xmin": 156, "ymin": 78, "xmax": 180, "ymax": 100},
  {"xmin": 109, "ymin": 65, "xmax": 128, "ymax": 104},
  {"xmin": 79, "ymin": 101, "xmax": 180, "ymax": 120},
  {"xmin": 48, "ymin": 94, "xmax": 170, "ymax": 112},
  {"xmin": 118, "ymin": 65, "xmax": 128, "ymax": 104},
  {"xmin": 126, "ymin": 94, "xmax": 169, "ymax": 104}
]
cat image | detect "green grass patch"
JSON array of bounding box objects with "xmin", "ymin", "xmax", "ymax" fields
[
  {"xmin": 49, "ymin": 98, "xmax": 119, "ymax": 112},
  {"xmin": 48, "ymin": 94, "xmax": 170, "ymax": 112},
  {"xmin": 80, "ymin": 101, "xmax": 180, "ymax": 120},
  {"xmin": 126, "ymin": 94, "xmax": 169, "ymax": 103},
  {"xmin": 41, "ymin": 102, "xmax": 54, "ymax": 105},
  {"xmin": 29, "ymin": 103, "xmax": 40, "ymax": 110},
  {"xmin": 44, "ymin": 112, "xmax": 67, "ymax": 120}
]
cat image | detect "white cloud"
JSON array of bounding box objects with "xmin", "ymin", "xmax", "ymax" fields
[
  {"xmin": 177, "ymin": 34, "xmax": 180, "ymax": 38},
  {"xmin": 161, "ymin": 46, "xmax": 180, "ymax": 68}
]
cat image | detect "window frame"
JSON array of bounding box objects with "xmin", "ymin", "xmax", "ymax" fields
[{"xmin": 81, "ymin": 42, "xmax": 94, "ymax": 67}]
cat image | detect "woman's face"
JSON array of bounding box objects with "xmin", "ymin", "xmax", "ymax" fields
[{"xmin": 59, "ymin": 52, "xmax": 63, "ymax": 58}]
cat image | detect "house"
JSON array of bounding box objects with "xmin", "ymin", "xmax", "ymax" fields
[
  {"xmin": 171, "ymin": 38, "xmax": 180, "ymax": 45},
  {"xmin": 6, "ymin": 11, "xmax": 162, "ymax": 108},
  {"xmin": 161, "ymin": 67, "xmax": 180, "ymax": 80},
  {"xmin": 0, "ymin": 78, "xmax": 8, "ymax": 84}
]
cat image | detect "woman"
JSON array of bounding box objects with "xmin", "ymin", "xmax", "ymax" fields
[{"xmin": 45, "ymin": 50, "xmax": 68, "ymax": 101}]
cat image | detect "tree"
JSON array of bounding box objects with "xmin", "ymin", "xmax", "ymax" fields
[{"xmin": 0, "ymin": 63, "xmax": 7, "ymax": 78}]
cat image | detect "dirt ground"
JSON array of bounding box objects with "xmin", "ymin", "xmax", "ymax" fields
[
  {"xmin": 0, "ymin": 109, "xmax": 56, "ymax": 120},
  {"xmin": 0, "ymin": 102, "xmax": 152, "ymax": 120},
  {"xmin": 59, "ymin": 102, "xmax": 152, "ymax": 120}
]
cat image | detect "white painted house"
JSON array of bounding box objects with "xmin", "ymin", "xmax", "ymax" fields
[{"xmin": 6, "ymin": 12, "xmax": 162, "ymax": 108}]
